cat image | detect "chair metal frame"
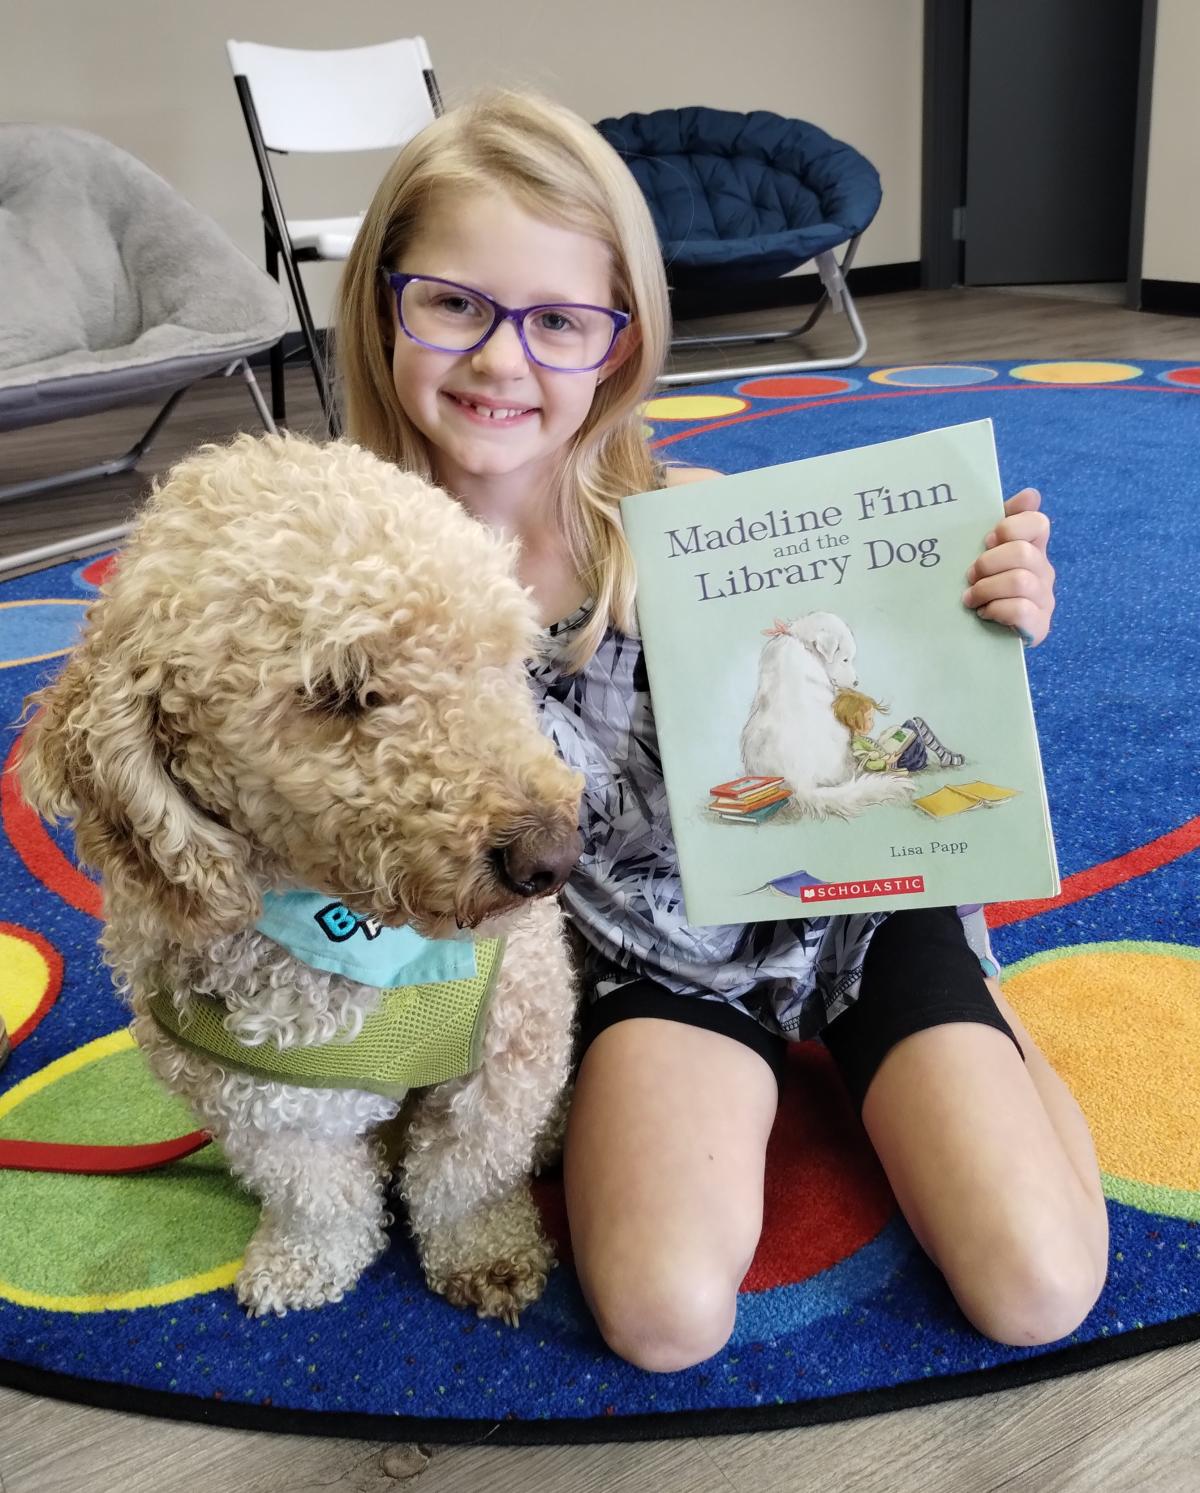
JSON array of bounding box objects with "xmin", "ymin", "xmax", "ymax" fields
[
  {"xmin": 0, "ymin": 359, "xmax": 276, "ymax": 578},
  {"xmin": 658, "ymin": 237, "xmax": 868, "ymax": 387},
  {"xmin": 228, "ymin": 39, "xmax": 443, "ymax": 435}
]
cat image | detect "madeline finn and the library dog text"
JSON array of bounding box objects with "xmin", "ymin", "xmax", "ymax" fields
[{"xmin": 664, "ymin": 483, "xmax": 955, "ymax": 603}]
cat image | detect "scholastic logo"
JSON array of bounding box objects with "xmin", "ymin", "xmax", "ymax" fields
[{"xmin": 800, "ymin": 876, "xmax": 925, "ymax": 902}]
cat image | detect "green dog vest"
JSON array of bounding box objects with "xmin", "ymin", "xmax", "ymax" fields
[{"xmin": 147, "ymin": 935, "xmax": 505, "ymax": 1100}]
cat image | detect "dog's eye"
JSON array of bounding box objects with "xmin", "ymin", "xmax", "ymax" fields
[{"xmin": 301, "ymin": 677, "xmax": 386, "ymax": 718}]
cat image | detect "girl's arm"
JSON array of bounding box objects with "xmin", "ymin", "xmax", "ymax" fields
[
  {"xmin": 962, "ymin": 487, "xmax": 1056, "ymax": 646},
  {"xmin": 662, "ymin": 465, "xmax": 722, "ymax": 486}
]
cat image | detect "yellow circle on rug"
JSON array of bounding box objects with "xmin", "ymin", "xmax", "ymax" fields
[
  {"xmin": 641, "ymin": 394, "xmax": 748, "ymax": 420},
  {"xmin": 0, "ymin": 927, "xmax": 55, "ymax": 1040},
  {"xmin": 0, "ymin": 1031, "xmax": 254, "ymax": 1311},
  {"xmin": 1009, "ymin": 361, "xmax": 1142, "ymax": 384},
  {"xmin": 1003, "ymin": 942, "xmax": 1200, "ymax": 1219}
]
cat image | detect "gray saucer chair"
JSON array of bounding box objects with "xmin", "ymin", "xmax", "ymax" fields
[{"xmin": 0, "ymin": 124, "xmax": 289, "ymax": 576}]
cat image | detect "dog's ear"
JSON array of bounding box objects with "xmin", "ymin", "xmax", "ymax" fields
[
  {"xmin": 18, "ymin": 636, "xmax": 260, "ymax": 945},
  {"xmin": 798, "ymin": 619, "xmax": 839, "ymax": 663},
  {"xmin": 801, "ymin": 614, "xmax": 853, "ymax": 664}
]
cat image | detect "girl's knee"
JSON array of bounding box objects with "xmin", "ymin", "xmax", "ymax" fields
[
  {"xmin": 953, "ymin": 1236, "xmax": 1107, "ymax": 1347},
  {"xmin": 586, "ymin": 1261, "xmax": 739, "ymax": 1373}
]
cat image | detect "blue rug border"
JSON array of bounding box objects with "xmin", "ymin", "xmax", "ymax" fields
[{"xmin": 1, "ymin": 1312, "xmax": 1197, "ymax": 1444}]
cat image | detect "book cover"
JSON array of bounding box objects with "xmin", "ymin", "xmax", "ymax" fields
[{"xmin": 620, "ymin": 419, "xmax": 1059, "ymax": 926}]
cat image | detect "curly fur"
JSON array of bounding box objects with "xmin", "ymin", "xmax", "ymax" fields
[{"xmin": 16, "ymin": 432, "xmax": 582, "ymax": 1321}]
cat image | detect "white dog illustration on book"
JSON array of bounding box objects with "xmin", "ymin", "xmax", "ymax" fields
[{"xmin": 740, "ymin": 612, "xmax": 915, "ymax": 819}]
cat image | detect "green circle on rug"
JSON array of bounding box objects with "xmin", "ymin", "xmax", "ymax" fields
[{"xmin": 0, "ymin": 1033, "xmax": 254, "ymax": 1310}]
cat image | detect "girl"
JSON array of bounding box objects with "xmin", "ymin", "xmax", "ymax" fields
[
  {"xmin": 831, "ymin": 688, "xmax": 965, "ymax": 772},
  {"xmin": 336, "ymin": 91, "xmax": 1106, "ymax": 1373}
]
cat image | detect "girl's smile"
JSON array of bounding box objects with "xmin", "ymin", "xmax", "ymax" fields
[{"xmin": 441, "ymin": 390, "xmax": 540, "ymax": 425}]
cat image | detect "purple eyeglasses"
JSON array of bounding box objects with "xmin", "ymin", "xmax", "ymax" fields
[{"xmin": 381, "ymin": 271, "xmax": 631, "ymax": 373}]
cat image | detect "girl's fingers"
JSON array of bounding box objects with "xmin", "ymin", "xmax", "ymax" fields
[
  {"xmin": 962, "ymin": 567, "xmax": 1054, "ymax": 612},
  {"xmin": 967, "ymin": 537, "xmax": 1056, "ymax": 586},
  {"xmin": 983, "ymin": 506, "xmax": 1051, "ymax": 552},
  {"xmin": 1003, "ymin": 487, "xmax": 1042, "ymax": 517},
  {"xmin": 973, "ymin": 596, "xmax": 1050, "ymax": 647}
]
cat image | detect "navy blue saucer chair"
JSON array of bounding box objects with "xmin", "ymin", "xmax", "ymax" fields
[{"xmin": 595, "ymin": 107, "xmax": 882, "ymax": 386}]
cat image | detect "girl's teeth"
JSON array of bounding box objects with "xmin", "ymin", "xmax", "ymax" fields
[{"xmin": 458, "ymin": 397, "xmax": 528, "ymax": 420}]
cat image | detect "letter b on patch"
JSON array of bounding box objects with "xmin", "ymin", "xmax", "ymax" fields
[{"xmin": 315, "ymin": 902, "xmax": 360, "ymax": 942}]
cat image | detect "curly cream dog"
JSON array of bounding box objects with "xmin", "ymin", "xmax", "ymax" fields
[
  {"xmin": 18, "ymin": 432, "xmax": 582, "ymax": 1322},
  {"xmin": 740, "ymin": 611, "xmax": 914, "ymax": 817}
]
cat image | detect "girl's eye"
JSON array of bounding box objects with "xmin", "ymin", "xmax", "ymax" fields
[
  {"xmin": 533, "ymin": 308, "xmax": 581, "ymax": 335},
  {"xmin": 434, "ymin": 294, "xmax": 483, "ymax": 318}
]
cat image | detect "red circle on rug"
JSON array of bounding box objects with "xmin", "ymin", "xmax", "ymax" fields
[
  {"xmin": 79, "ymin": 553, "xmax": 119, "ymax": 588},
  {"xmin": 738, "ymin": 376, "xmax": 855, "ymax": 399},
  {"xmin": 2, "ymin": 731, "xmax": 102, "ymax": 919},
  {"xmin": 534, "ymin": 1042, "xmax": 896, "ymax": 1291},
  {"xmin": 1163, "ymin": 367, "xmax": 1200, "ymax": 387}
]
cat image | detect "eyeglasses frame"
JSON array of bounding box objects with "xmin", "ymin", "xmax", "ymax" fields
[{"xmin": 381, "ymin": 270, "xmax": 631, "ymax": 373}]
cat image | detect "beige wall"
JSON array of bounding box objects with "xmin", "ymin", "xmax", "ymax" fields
[
  {"xmin": 1, "ymin": 0, "xmax": 923, "ymax": 329},
  {"xmin": 1141, "ymin": 0, "xmax": 1200, "ymax": 285}
]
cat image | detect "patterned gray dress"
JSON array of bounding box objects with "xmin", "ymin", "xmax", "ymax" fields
[{"xmin": 529, "ymin": 602, "xmax": 999, "ymax": 1043}]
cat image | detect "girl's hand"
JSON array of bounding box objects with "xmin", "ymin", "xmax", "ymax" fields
[{"xmin": 963, "ymin": 487, "xmax": 1056, "ymax": 647}]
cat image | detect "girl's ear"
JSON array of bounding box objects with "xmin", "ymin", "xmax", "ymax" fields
[{"xmin": 599, "ymin": 322, "xmax": 642, "ymax": 381}]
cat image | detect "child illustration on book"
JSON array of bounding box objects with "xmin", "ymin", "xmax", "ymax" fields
[{"xmin": 831, "ymin": 688, "xmax": 965, "ymax": 774}]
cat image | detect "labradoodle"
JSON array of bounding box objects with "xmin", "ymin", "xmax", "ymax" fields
[{"xmin": 18, "ymin": 432, "xmax": 582, "ymax": 1322}]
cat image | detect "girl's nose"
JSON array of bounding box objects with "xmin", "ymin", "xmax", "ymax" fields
[{"xmin": 471, "ymin": 318, "xmax": 529, "ymax": 379}]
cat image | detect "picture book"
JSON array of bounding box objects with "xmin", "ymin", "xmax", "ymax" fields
[{"xmin": 621, "ymin": 419, "xmax": 1059, "ymax": 926}]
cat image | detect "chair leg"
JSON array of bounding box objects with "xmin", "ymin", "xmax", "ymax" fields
[
  {"xmin": 0, "ymin": 365, "xmax": 279, "ymax": 578},
  {"xmin": 659, "ymin": 239, "xmax": 869, "ymax": 387},
  {"xmin": 264, "ymin": 219, "xmax": 287, "ymax": 426},
  {"xmin": 282, "ymin": 241, "xmax": 339, "ymax": 438},
  {"xmin": 0, "ymin": 384, "xmax": 192, "ymax": 505},
  {"xmin": 0, "ymin": 524, "xmax": 134, "ymax": 580},
  {"xmin": 229, "ymin": 358, "xmax": 278, "ymax": 435}
]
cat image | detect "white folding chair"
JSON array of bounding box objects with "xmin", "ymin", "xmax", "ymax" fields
[{"xmin": 227, "ymin": 38, "xmax": 442, "ymax": 433}]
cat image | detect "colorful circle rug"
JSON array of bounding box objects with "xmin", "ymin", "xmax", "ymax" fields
[{"xmin": 0, "ymin": 360, "xmax": 1196, "ymax": 1443}]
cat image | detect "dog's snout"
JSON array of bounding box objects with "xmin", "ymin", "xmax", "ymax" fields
[{"xmin": 491, "ymin": 825, "xmax": 582, "ymax": 899}]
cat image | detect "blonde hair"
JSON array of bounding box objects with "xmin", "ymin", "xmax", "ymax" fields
[
  {"xmin": 831, "ymin": 688, "xmax": 886, "ymax": 734},
  {"xmin": 335, "ymin": 90, "xmax": 671, "ymax": 670}
]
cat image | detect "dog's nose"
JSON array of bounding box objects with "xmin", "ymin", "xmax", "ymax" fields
[{"xmin": 492, "ymin": 826, "xmax": 582, "ymax": 898}]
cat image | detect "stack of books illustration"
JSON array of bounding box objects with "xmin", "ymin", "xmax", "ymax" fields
[{"xmin": 708, "ymin": 775, "xmax": 793, "ymax": 824}]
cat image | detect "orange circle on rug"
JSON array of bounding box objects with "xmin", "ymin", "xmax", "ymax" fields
[
  {"xmin": 1009, "ymin": 361, "xmax": 1142, "ymax": 384},
  {"xmin": 1003, "ymin": 942, "xmax": 1199, "ymax": 1215},
  {"xmin": 641, "ymin": 394, "xmax": 749, "ymax": 420},
  {"xmin": 0, "ymin": 923, "xmax": 62, "ymax": 1045}
]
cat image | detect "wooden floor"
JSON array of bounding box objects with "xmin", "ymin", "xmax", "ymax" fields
[{"xmin": 2, "ymin": 285, "xmax": 1198, "ymax": 1491}]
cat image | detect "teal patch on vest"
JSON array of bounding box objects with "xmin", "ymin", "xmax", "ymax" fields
[{"xmin": 255, "ymin": 890, "xmax": 476, "ymax": 988}]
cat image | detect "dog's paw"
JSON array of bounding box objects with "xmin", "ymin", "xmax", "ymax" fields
[
  {"xmin": 416, "ymin": 1184, "xmax": 555, "ymax": 1325},
  {"xmin": 236, "ymin": 1219, "xmax": 387, "ymax": 1317},
  {"xmin": 436, "ymin": 1240, "xmax": 556, "ymax": 1326}
]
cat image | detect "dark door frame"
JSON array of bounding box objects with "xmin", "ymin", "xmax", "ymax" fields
[{"xmin": 921, "ymin": 0, "xmax": 1158, "ymax": 305}]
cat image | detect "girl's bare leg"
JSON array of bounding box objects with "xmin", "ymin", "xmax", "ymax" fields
[
  {"xmin": 564, "ymin": 1017, "xmax": 778, "ymax": 1372},
  {"xmin": 859, "ymin": 980, "xmax": 1109, "ymax": 1345}
]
